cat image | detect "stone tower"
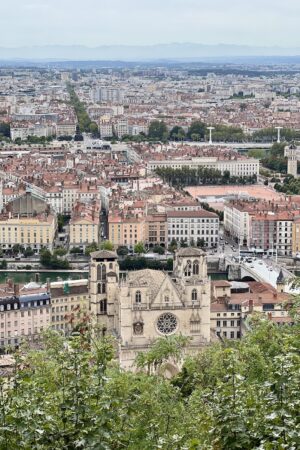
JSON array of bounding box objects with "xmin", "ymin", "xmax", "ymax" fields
[
  {"xmin": 285, "ymin": 143, "xmax": 298, "ymax": 177},
  {"xmin": 89, "ymin": 250, "xmax": 119, "ymax": 332}
]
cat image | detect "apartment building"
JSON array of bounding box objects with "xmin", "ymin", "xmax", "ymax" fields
[
  {"xmin": 50, "ymin": 279, "xmax": 89, "ymax": 333},
  {"xmin": 144, "ymin": 214, "xmax": 167, "ymax": 247},
  {"xmin": 0, "ymin": 213, "xmax": 56, "ymax": 253},
  {"xmin": 0, "ymin": 281, "xmax": 51, "ymax": 348},
  {"xmin": 69, "ymin": 201, "xmax": 100, "ymax": 250},
  {"xmin": 211, "ymin": 278, "xmax": 292, "ymax": 340},
  {"xmin": 108, "ymin": 214, "xmax": 145, "ymax": 248},
  {"xmin": 148, "ymin": 157, "xmax": 259, "ymax": 177},
  {"xmin": 167, "ymin": 210, "xmax": 219, "ymax": 247}
]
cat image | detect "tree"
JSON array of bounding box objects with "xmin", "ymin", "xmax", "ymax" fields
[
  {"xmin": 0, "ymin": 259, "xmax": 7, "ymax": 269},
  {"xmin": 169, "ymin": 126, "xmax": 186, "ymax": 141},
  {"xmin": 134, "ymin": 242, "xmax": 145, "ymax": 255},
  {"xmin": 187, "ymin": 121, "xmax": 206, "ymax": 140},
  {"xmin": 148, "ymin": 120, "xmax": 168, "ymax": 140},
  {"xmin": 53, "ymin": 247, "xmax": 68, "ymax": 257},
  {"xmin": 168, "ymin": 238, "xmax": 178, "ymax": 253},
  {"xmin": 85, "ymin": 242, "xmax": 99, "ymax": 256},
  {"xmin": 39, "ymin": 249, "xmax": 52, "ymax": 267},
  {"xmin": 117, "ymin": 246, "xmax": 129, "ymax": 256},
  {"xmin": 23, "ymin": 246, "xmax": 34, "ymax": 258},
  {"xmin": 153, "ymin": 245, "xmax": 165, "ymax": 255},
  {"xmin": 100, "ymin": 240, "xmax": 114, "ymax": 251},
  {"xmin": 70, "ymin": 247, "xmax": 83, "ymax": 254}
]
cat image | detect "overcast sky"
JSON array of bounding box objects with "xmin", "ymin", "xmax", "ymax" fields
[{"xmin": 1, "ymin": 0, "xmax": 299, "ymax": 48}]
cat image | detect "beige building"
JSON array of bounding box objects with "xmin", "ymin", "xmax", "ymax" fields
[
  {"xmin": 50, "ymin": 279, "xmax": 90, "ymax": 333},
  {"xmin": 0, "ymin": 192, "xmax": 57, "ymax": 253},
  {"xmin": 210, "ymin": 277, "xmax": 292, "ymax": 340},
  {"xmin": 0, "ymin": 214, "xmax": 56, "ymax": 252},
  {"xmin": 108, "ymin": 214, "xmax": 145, "ymax": 248},
  {"xmin": 89, "ymin": 248, "xmax": 211, "ymax": 372},
  {"xmin": 69, "ymin": 201, "xmax": 100, "ymax": 250},
  {"xmin": 144, "ymin": 214, "xmax": 167, "ymax": 247}
]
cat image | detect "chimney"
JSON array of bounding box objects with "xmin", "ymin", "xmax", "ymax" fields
[
  {"xmin": 249, "ymin": 299, "xmax": 254, "ymax": 313},
  {"xmin": 46, "ymin": 277, "xmax": 51, "ymax": 292},
  {"xmin": 13, "ymin": 283, "xmax": 20, "ymax": 297}
]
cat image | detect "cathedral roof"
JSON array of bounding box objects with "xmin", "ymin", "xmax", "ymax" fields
[
  {"xmin": 90, "ymin": 250, "xmax": 117, "ymax": 259},
  {"xmin": 176, "ymin": 247, "xmax": 206, "ymax": 257},
  {"xmin": 127, "ymin": 269, "xmax": 167, "ymax": 299}
]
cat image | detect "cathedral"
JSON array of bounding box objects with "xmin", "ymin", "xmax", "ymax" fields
[{"xmin": 89, "ymin": 247, "xmax": 211, "ymax": 371}]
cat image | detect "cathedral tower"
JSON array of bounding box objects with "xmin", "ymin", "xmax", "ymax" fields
[{"xmin": 89, "ymin": 250, "xmax": 119, "ymax": 331}]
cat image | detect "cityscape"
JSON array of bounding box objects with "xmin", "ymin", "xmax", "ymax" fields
[{"xmin": 0, "ymin": 0, "xmax": 300, "ymax": 448}]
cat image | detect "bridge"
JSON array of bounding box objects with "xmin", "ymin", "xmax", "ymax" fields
[{"xmin": 219, "ymin": 256, "xmax": 295, "ymax": 287}]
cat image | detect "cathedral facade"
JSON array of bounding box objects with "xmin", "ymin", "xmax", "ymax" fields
[{"xmin": 89, "ymin": 248, "xmax": 211, "ymax": 371}]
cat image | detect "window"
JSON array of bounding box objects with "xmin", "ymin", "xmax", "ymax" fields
[
  {"xmin": 184, "ymin": 260, "xmax": 192, "ymax": 277},
  {"xmin": 100, "ymin": 299, "xmax": 107, "ymax": 314},
  {"xmin": 193, "ymin": 260, "xmax": 199, "ymax": 275},
  {"xmin": 230, "ymin": 331, "xmax": 235, "ymax": 339},
  {"xmin": 135, "ymin": 291, "xmax": 142, "ymax": 303},
  {"xmin": 230, "ymin": 320, "xmax": 234, "ymax": 327},
  {"xmin": 223, "ymin": 321, "xmax": 227, "ymax": 327},
  {"xmin": 217, "ymin": 320, "xmax": 221, "ymax": 327},
  {"xmin": 191, "ymin": 289, "xmax": 197, "ymax": 301},
  {"xmin": 157, "ymin": 313, "xmax": 177, "ymax": 335},
  {"xmin": 97, "ymin": 264, "xmax": 106, "ymax": 281}
]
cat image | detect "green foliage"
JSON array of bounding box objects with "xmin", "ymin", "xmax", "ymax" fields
[
  {"xmin": 53, "ymin": 247, "xmax": 67, "ymax": 257},
  {"xmin": 135, "ymin": 334, "xmax": 190, "ymax": 374},
  {"xmin": 0, "ymin": 259, "xmax": 7, "ymax": 269},
  {"xmin": 169, "ymin": 125, "xmax": 186, "ymax": 141},
  {"xmin": 248, "ymin": 148, "xmax": 266, "ymax": 159},
  {"xmin": 134, "ymin": 242, "xmax": 145, "ymax": 254},
  {"xmin": 99, "ymin": 240, "xmax": 114, "ymax": 251},
  {"xmin": 116, "ymin": 245, "xmax": 129, "ymax": 256},
  {"xmin": 200, "ymin": 201, "xmax": 223, "ymax": 221},
  {"xmin": 85, "ymin": 242, "xmax": 99, "ymax": 256},
  {"xmin": 57, "ymin": 214, "xmax": 69, "ymax": 233},
  {"xmin": 156, "ymin": 166, "xmax": 257, "ymax": 187},
  {"xmin": 0, "ymin": 122, "xmax": 10, "ymax": 138},
  {"xmin": 69, "ymin": 247, "xmax": 83, "ymax": 254},
  {"xmin": 148, "ymin": 120, "xmax": 168, "ymax": 140},
  {"xmin": 152, "ymin": 245, "xmax": 165, "ymax": 255},
  {"xmin": 274, "ymin": 174, "xmax": 300, "ymax": 195},
  {"xmin": 119, "ymin": 256, "xmax": 173, "ymax": 271},
  {"xmin": 23, "ymin": 246, "xmax": 34, "ymax": 258},
  {"xmin": 261, "ymin": 143, "xmax": 287, "ymax": 173},
  {"xmin": 187, "ymin": 120, "xmax": 206, "ymax": 140},
  {"xmin": 0, "ymin": 317, "xmax": 299, "ymax": 449},
  {"xmin": 67, "ymin": 84, "xmax": 94, "ymax": 133},
  {"xmin": 40, "ymin": 249, "xmax": 70, "ymax": 269}
]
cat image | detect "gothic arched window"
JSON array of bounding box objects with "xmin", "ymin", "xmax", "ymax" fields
[
  {"xmin": 100, "ymin": 299, "xmax": 107, "ymax": 314},
  {"xmin": 191, "ymin": 289, "xmax": 198, "ymax": 302},
  {"xmin": 97, "ymin": 264, "xmax": 106, "ymax": 281},
  {"xmin": 135, "ymin": 291, "xmax": 142, "ymax": 303},
  {"xmin": 184, "ymin": 260, "xmax": 192, "ymax": 277},
  {"xmin": 193, "ymin": 260, "xmax": 199, "ymax": 275}
]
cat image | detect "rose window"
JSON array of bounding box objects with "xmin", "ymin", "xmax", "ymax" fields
[{"xmin": 157, "ymin": 313, "xmax": 178, "ymax": 335}]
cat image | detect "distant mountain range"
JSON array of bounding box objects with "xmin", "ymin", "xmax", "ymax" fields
[{"xmin": 1, "ymin": 43, "xmax": 300, "ymax": 62}]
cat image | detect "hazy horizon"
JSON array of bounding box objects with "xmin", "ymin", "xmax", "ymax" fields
[{"xmin": 1, "ymin": 0, "xmax": 300, "ymax": 49}]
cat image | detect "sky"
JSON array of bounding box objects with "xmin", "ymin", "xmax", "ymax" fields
[{"xmin": 1, "ymin": 0, "xmax": 300, "ymax": 48}]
